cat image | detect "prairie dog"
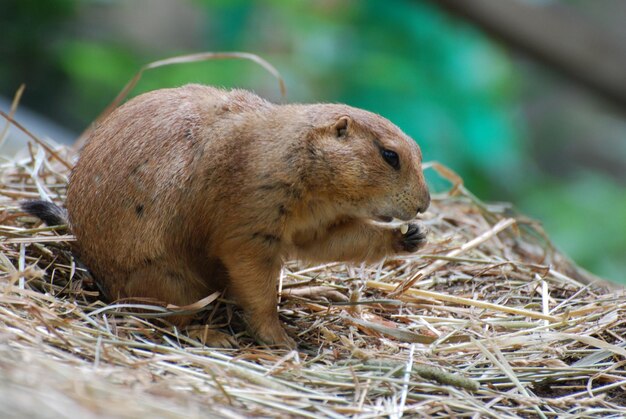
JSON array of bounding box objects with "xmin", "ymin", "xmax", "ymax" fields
[{"xmin": 24, "ymin": 84, "xmax": 430, "ymax": 348}]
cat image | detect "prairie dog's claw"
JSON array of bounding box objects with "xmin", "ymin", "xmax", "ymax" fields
[{"xmin": 398, "ymin": 223, "xmax": 427, "ymax": 252}]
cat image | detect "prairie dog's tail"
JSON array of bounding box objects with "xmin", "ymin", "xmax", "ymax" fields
[{"xmin": 21, "ymin": 200, "xmax": 69, "ymax": 226}]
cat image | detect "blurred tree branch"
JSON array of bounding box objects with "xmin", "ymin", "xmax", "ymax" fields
[{"xmin": 426, "ymin": 0, "xmax": 626, "ymax": 112}]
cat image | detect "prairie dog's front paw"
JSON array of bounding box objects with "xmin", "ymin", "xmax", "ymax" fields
[{"xmin": 394, "ymin": 223, "xmax": 427, "ymax": 253}]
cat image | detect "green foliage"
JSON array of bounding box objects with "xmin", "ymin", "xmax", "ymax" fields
[
  {"xmin": 0, "ymin": 0, "xmax": 78, "ymax": 118},
  {"xmin": 521, "ymin": 173, "xmax": 626, "ymax": 282},
  {"xmin": 56, "ymin": 40, "xmax": 140, "ymax": 125}
]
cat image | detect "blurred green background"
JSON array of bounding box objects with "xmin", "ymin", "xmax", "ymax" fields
[{"xmin": 1, "ymin": 0, "xmax": 624, "ymax": 283}]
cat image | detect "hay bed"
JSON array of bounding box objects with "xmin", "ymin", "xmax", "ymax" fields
[{"xmin": 1, "ymin": 140, "xmax": 625, "ymax": 419}]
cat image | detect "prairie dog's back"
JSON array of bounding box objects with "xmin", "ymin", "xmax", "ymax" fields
[{"xmin": 66, "ymin": 85, "xmax": 270, "ymax": 275}]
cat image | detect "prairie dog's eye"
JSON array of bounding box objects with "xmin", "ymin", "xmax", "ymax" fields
[{"xmin": 381, "ymin": 149, "xmax": 400, "ymax": 170}]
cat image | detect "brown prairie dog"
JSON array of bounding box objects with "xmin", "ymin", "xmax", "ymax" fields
[{"xmin": 23, "ymin": 84, "xmax": 430, "ymax": 348}]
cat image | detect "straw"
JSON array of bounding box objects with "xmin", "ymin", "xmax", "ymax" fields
[{"xmin": 0, "ymin": 84, "xmax": 624, "ymax": 419}]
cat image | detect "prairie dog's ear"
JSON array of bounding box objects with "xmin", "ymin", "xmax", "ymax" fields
[{"xmin": 333, "ymin": 116, "xmax": 351, "ymax": 138}]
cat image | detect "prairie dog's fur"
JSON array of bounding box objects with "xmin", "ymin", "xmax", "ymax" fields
[{"xmin": 24, "ymin": 84, "xmax": 430, "ymax": 348}]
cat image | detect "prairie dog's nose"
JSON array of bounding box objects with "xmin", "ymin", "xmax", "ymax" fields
[{"xmin": 416, "ymin": 190, "xmax": 431, "ymax": 214}]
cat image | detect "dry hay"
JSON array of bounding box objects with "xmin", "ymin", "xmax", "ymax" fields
[{"xmin": 1, "ymin": 126, "xmax": 625, "ymax": 419}]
